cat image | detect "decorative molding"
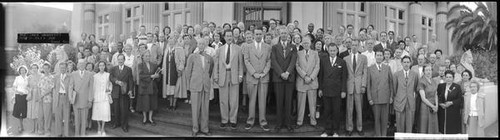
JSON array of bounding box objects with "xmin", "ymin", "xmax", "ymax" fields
[
  {"xmin": 437, "ymin": 11, "xmax": 447, "ymax": 15},
  {"xmin": 409, "ymin": 2, "xmax": 422, "ymax": 6},
  {"xmin": 83, "ymin": 9, "xmax": 95, "ymax": 13}
]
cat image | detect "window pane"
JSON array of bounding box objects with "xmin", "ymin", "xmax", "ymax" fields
[
  {"xmin": 388, "ymin": 21, "xmax": 395, "ymax": 33},
  {"xmin": 347, "ymin": 14, "xmax": 355, "ymax": 26},
  {"xmin": 104, "ymin": 26, "xmax": 109, "ymax": 37},
  {"xmin": 133, "ymin": 19, "xmax": 140, "ymax": 32},
  {"xmin": 422, "ymin": 17, "xmax": 426, "ymax": 25},
  {"xmin": 428, "ymin": 30, "xmax": 433, "ymax": 43},
  {"xmin": 337, "ymin": 12, "xmax": 343, "ymax": 27},
  {"xmin": 422, "ymin": 28, "xmax": 427, "ymax": 44},
  {"xmin": 390, "ymin": 8, "xmax": 395, "ymax": 19},
  {"xmin": 165, "ymin": 3, "xmax": 169, "ymax": 11},
  {"xmin": 163, "ymin": 15, "xmax": 170, "ymax": 28},
  {"xmin": 398, "ymin": 10, "xmax": 404, "ymax": 20},
  {"xmin": 385, "ymin": 6, "xmax": 388, "ymax": 17},
  {"xmin": 358, "ymin": 16, "xmax": 366, "ymax": 29},
  {"xmin": 125, "ymin": 21, "xmax": 131, "ymax": 34},
  {"xmin": 104, "ymin": 14, "xmax": 109, "ymax": 23},
  {"xmin": 346, "ymin": 2, "xmax": 355, "ymax": 11},
  {"xmin": 264, "ymin": 9, "xmax": 281, "ymax": 21},
  {"xmin": 360, "ymin": 2, "xmax": 365, "ymax": 12},
  {"xmin": 98, "ymin": 16, "xmax": 102, "ymax": 24},
  {"xmin": 428, "ymin": 18, "xmax": 432, "ymax": 27},
  {"xmin": 127, "ymin": 8, "xmax": 131, "ymax": 18},
  {"xmin": 174, "ymin": 13, "xmax": 181, "ymax": 27},
  {"xmin": 135, "ymin": 6, "xmax": 141, "ymax": 16},
  {"xmin": 186, "ymin": 12, "xmax": 191, "ymax": 25},
  {"xmin": 398, "ymin": 23, "xmax": 404, "ymax": 39},
  {"xmin": 98, "ymin": 27, "xmax": 102, "ymax": 37}
]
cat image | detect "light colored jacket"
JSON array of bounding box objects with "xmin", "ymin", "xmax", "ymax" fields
[
  {"xmin": 295, "ymin": 49, "xmax": 320, "ymax": 92},
  {"xmin": 243, "ymin": 41, "xmax": 272, "ymax": 84},
  {"xmin": 344, "ymin": 53, "xmax": 368, "ymax": 94}
]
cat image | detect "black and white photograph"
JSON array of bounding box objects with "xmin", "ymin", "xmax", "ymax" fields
[{"xmin": 0, "ymin": 1, "xmax": 498, "ymax": 138}]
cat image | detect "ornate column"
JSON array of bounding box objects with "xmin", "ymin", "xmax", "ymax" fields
[
  {"xmin": 143, "ymin": 3, "xmax": 159, "ymax": 32},
  {"xmin": 408, "ymin": 2, "xmax": 422, "ymax": 40},
  {"xmin": 436, "ymin": 2, "xmax": 449, "ymax": 56},
  {"xmin": 369, "ymin": 2, "xmax": 386, "ymax": 32},
  {"xmin": 188, "ymin": 3, "xmax": 204, "ymax": 26},
  {"xmin": 83, "ymin": 3, "xmax": 96, "ymax": 35}
]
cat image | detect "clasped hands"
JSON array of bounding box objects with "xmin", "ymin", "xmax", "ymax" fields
[
  {"xmin": 253, "ymin": 73, "xmax": 265, "ymax": 79},
  {"xmin": 439, "ymin": 101, "xmax": 453, "ymax": 109},
  {"xmin": 280, "ymin": 72, "xmax": 290, "ymax": 80}
]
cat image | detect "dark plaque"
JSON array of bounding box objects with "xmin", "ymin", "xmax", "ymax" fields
[{"xmin": 17, "ymin": 33, "xmax": 69, "ymax": 43}]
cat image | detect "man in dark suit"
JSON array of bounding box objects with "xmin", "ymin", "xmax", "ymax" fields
[
  {"xmin": 387, "ymin": 31, "xmax": 399, "ymax": 53},
  {"xmin": 318, "ymin": 43, "xmax": 348, "ymax": 137},
  {"xmin": 271, "ymin": 28, "xmax": 297, "ymax": 133},
  {"xmin": 367, "ymin": 50, "xmax": 394, "ymax": 136},
  {"xmin": 109, "ymin": 54, "xmax": 134, "ymax": 132},
  {"xmin": 373, "ymin": 31, "xmax": 390, "ymax": 53}
]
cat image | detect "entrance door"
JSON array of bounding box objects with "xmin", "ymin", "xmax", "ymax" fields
[{"xmin": 235, "ymin": 2, "xmax": 288, "ymax": 30}]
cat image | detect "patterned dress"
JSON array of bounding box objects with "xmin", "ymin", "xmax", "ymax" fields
[
  {"xmin": 27, "ymin": 74, "xmax": 42, "ymax": 119},
  {"xmin": 38, "ymin": 74, "xmax": 54, "ymax": 104}
]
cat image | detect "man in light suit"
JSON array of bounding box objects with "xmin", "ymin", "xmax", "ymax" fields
[
  {"xmin": 294, "ymin": 36, "xmax": 320, "ymax": 129},
  {"xmin": 243, "ymin": 27, "xmax": 272, "ymax": 131},
  {"xmin": 318, "ymin": 43, "xmax": 347, "ymax": 137},
  {"xmin": 70, "ymin": 61, "xmax": 94, "ymax": 136},
  {"xmin": 109, "ymin": 54, "xmax": 134, "ymax": 132},
  {"xmin": 393, "ymin": 56, "xmax": 419, "ymax": 133},
  {"xmin": 343, "ymin": 40, "xmax": 368, "ymax": 136},
  {"xmin": 367, "ymin": 50, "xmax": 394, "ymax": 136},
  {"xmin": 271, "ymin": 28, "xmax": 298, "ymax": 133},
  {"xmin": 52, "ymin": 62, "xmax": 72, "ymax": 137},
  {"xmin": 186, "ymin": 38, "xmax": 214, "ymax": 137},
  {"xmin": 411, "ymin": 54, "xmax": 426, "ymax": 78},
  {"xmin": 214, "ymin": 29, "xmax": 244, "ymax": 129}
]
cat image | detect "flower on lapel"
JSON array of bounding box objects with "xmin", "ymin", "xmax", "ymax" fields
[{"xmin": 337, "ymin": 65, "xmax": 342, "ymax": 68}]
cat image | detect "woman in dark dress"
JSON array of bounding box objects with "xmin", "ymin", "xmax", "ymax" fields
[
  {"xmin": 437, "ymin": 70, "xmax": 463, "ymax": 134},
  {"xmin": 137, "ymin": 50, "xmax": 159, "ymax": 126}
]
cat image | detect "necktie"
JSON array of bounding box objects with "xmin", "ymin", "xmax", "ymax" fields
[
  {"xmin": 305, "ymin": 50, "xmax": 309, "ymax": 61},
  {"xmin": 353, "ymin": 54, "xmax": 357, "ymax": 71},
  {"xmin": 331, "ymin": 57, "xmax": 334, "ymax": 67},
  {"xmin": 146, "ymin": 63, "xmax": 150, "ymax": 72},
  {"xmin": 378, "ymin": 64, "xmax": 381, "ymax": 71},
  {"xmin": 61, "ymin": 74, "xmax": 65, "ymax": 91},
  {"xmin": 80, "ymin": 71, "xmax": 84, "ymax": 77},
  {"xmin": 283, "ymin": 43, "xmax": 287, "ymax": 57},
  {"xmin": 405, "ymin": 71, "xmax": 408, "ymax": 84},
  {"xmin": 226, "ymin": 44, "xmax": 230, "ymax": 64}
]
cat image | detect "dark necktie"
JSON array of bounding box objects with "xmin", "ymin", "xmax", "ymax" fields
[
  {"xmin": 226, "ymin": 44, "xmax": 230, "ymax": 64},
  {"xmin": 305, "ymin": 50, "xmax": 309, "ymax": 61},
  {"xmin": 283, "ymin": 43, "xmax": 287, "ymax": 57},
  {"xmin": 353, "ymin": 54, "xmax": 356, "ymax": 71}
]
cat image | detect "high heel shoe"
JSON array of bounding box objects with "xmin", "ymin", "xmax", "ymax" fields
[
  {"xmin": 142, "ymin": 120, "xmax": 147, "ymax": 125},
  {"xmin": 173, "ymin": 106, "xmax": 177, "ymax": 111}
]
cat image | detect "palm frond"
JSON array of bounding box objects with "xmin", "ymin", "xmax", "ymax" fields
[{"xmin": 448, "ymin": 5, "xmax": 473, "ymax": 17}]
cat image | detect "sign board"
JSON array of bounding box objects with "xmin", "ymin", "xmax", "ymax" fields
[{"xmin": 17, "ymin": 33, "xmax": 69, "ymax": 44}]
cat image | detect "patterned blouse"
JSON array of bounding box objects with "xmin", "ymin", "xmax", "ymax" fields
[{"xmin": 38, "ymin": 74, "xmax": 55, "ymax": 103}]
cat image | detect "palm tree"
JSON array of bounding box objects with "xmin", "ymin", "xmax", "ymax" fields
[{"xmin": 446, "ymin": 2, "xmax": 497, "ymax": 52}]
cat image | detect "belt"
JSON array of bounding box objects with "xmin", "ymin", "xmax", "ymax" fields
[
  {"xmin": 139, "ymin": 38, "xmax": 147, "ymax": 40},
  {"xmin": 59, "ymin": 93, "xmax": 67, "ymax": 95},
  {"xmin": 226, "ymin": 68, "xmax": 231, "ymax": 71}
]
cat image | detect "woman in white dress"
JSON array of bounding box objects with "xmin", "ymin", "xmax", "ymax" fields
[
  {"xmin": 91, "ymin": 61, "xmax": 113, "ymax": 135},
  {"xmin": 26, "ymin": 64, "xmax": 43, "ymax": 134}
]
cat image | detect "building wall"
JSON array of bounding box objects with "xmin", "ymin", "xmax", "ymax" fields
[
  {"xmin": 203, "ymin": 2, "xmax": 234, "ymax": 27},
  {"xmin": 291, "ymin": 2, "xmax": 323, "ymax": 33}
]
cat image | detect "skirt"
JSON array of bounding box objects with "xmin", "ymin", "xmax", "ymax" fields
[
  {"xmin": 13, "ymin": 94, "xmax": 28, "ymax": 119},
  {"xmin": 174, "ymin": 72, "xmax": 188, "ymax": 99},
  {"xmin": 92, "ymin": 101, "xmax": 111, "ymax": 122},
  {"xmin": 27, "ymin": 96, "xmax": 42, "ymax": 119},
  {"xmin": 136, "ymin": 94, "xmax": 158, "ymax": 112},
  {"xmin": 419, "ymin": 102, "xmax": 439, "ymax": 134}
]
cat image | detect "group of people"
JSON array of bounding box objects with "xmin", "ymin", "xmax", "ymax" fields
[{"xmin": 10, "ymin": 18, "xmax": 488, "ymax": 137}]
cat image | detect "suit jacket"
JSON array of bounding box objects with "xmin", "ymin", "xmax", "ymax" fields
[
  {"xmin": 150, "ymin": 44, "xmax": 162, "ymax": 66},
  {"xmin": 109, "ymin": 65, "xmax": 134, "ymax": 98},
  {"xmin": 344, "ymin": 53, "xmax": 368, "ymax": 94},
  {"xmin": 388, "ymin": 40, "xmax": 399, "ymax": 52},
  {"xmin": 410, "ymin": 65, "xmax": 424, "ymax": 78},
  {"xmin": 52, "ymin": 73, "xmax": 73, "ymax": 111},
  {"xmin": 271, "ymin": 42, "xmax": 298, "ymax": 83},
  {"xmin": 437, "ymin": 83, "xmax": 463, "ymax": 111},
  {"xmin": 463, "ymin": 92, "xmax": 486, "ymax": 127},
  {"xmin": 393, "ymin": 70, "xmax": 419, "ymax": 112},
  {"xmin": 70, "ymin": 70, "xmax": 94, "ymax": 109},
  {"xmin": 318, "ymin": 55, "xmax": 347, "ymax": 97},
  {"xmin": 214, "ymin": 43, "xmax": 244, "ymax": 86},
  {"xmin": 185, "ymin": 53, "xmax": 214, "ymax": 93},
  {"xmin": 373, "ymin": 41, "xmax": 390, "ymax": 53},
  {"xmin": 243, "ymin": 41, "xmax": 272, "ymax": 84},
  {"xmin": 367, "ymin": 63, "xmax": 394, "ymax": 104},
  {"xmin": 138, "ymin": 62, "xmax": 159, "ymax": 95},
  {"xmin": 295, "ymin": 49, "xmax": 320, "ymax": 92}
]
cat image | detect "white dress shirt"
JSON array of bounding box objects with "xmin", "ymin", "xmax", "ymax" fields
[
  {"xmin": 13, "ymin": 75, "xmax": 29, "ymax": 95},
  {"xmin": 224, "ymin": 44, "xmax": 232, "ymax": 69},
  {"xmin": 59, "ymin": 74, "xmax": 66, "ymax": 93},
  {"xmin": 330, "ymin": 56, "xmax": 337, "ymax": 66}
]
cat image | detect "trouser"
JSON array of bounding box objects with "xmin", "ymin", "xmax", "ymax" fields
[
  {"xmin": 274, "ymin": 82, "xmax": 294, "ymax": 127},
  {"xmin": 42, "ymin": 102, "xmax": 52, "ymax": 133},
  {"xmin": 246, "ymin": 82, "xmax": 268, "ymax": 126},
  {"xmin": 73, "ymin": 107, "xmax": 88, "ymax": 136},
  {"xmin": 467, "ymin": 116, "xmax": 484, "ymax": 136},
  {"xmin": 373, "ymin": 103, "xmax": 389, "ymax": 136},
  {"xmin": 297, "ymin": 89, "xmax": 317, "ymax": 126},
  {"xmin": 413, "ymin": 93, "xmax": 422, "ymax": 132},
  {"xmin": 54, "ymin": 94, "xmax": 70, "ymax": 137},
  {"xmin": 219, "ymin": 72, "xmax": 239, "ymax": 124},
  {"xmin": 191, "ymin": 90, "xmax": 210, "ymax": 133},
  {"xmin": 346, "ymin": 93, "xmax": 363, "ymax": 132},
  {"xmin": 324, "ymin": 96, "xmax": 341, "ymax": 135},
  {"xmin": 111, "ymin": 95, "xmax": 130, "ymax": 129},
  {"xmin": 396, "ymin": 101, "xmax": 414, "ymax": 133}
]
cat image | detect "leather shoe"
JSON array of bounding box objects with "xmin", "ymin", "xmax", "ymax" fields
[
  {"xmin": 358, "ymin": 130, "xmax": 364, "ymax": 136},
  {"xmin": 122, "ymin": 127, "xmax": 128, "ymax": 133},
  {"xmin": 199, "ymin": 131, "xmax": 211, "ymax": 136},
  {"xmin": 110, "ymin": 124, "xmax": 118, "ymax": 129},
  {"xmin": 347, "ymin": 131, "xmax": 353, "ymax": 136},
  {"xmin": 150, "ymin": 120, "xmax": 156, "ymax": 126},
  {"xmin": 191, "ymin": 132, "xmax": 197, "ymax": 137},
  {"xmin": 294, "ymin": 124, "xmax": 302, "ymax": 129},
  {"xmin": 287, "ymin": 126, "xmax": 294, "ymax": 132},
  {"xmin": 275, "ymin": 126, "xmax": 282, "ymax": 133}
]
